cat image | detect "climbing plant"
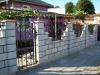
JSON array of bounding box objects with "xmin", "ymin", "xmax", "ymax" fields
[{"xmin": 0, "ymin": 8, "xmax": 56, "ymax": 20}]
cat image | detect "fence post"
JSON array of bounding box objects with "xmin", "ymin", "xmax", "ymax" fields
[
  {"xmin": 67, "ymin": 23, "xmax": 76, "ymax": 55},
  {"xmin": 93, "ymin": 24, "xmax": 98, "ymax": 44},
  {"xmin": 34, "ymin": 21, "xmax": 49, "ymax": 65},
  {"xmin": 0, "ymin": 20, "xmax": 17, "ymax": 75},
  {"xmin": 82, "ymin": 24, "xmax": 88, "ymax": 48}
]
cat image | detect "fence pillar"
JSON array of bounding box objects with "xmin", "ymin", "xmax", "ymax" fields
[
  {"xmin": 81, "ymin": 24, "xmax": 90, "ymax": 48},
  {"xmin": 0, "ymin": 20, "xmax": 17, "ymax": 75},
  {"xmin": 67, "ymin": 23, "xmax": 76, "ymax": 55},
  {"xmin": 93, "ymin": 24, "xmax": 98, "ymax": 44},
  {"xmin": 34, "ymin": 21, "xmax": 49, "ymax": 65}
]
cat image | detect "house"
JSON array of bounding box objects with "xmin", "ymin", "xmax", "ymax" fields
[
  {"xmin": 0, "ymin": 0, "xmax": 54, "ymax": 12},
  {"xmin": 94, "ymin": 13, "xmax": 100, "ymax": 24},
  {"xmin": 48, "ymin": 8, "xmax": 65, "ymax": 15}
]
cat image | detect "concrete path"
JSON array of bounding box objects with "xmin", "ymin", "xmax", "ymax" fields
[{"xmin": 17, "ymin": 42, "xmax": 100, "ymax": 75}]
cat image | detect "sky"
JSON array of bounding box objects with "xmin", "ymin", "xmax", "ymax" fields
[{"xmin": 42, "ymin": 0, "xmax": 100, "ymax": 13}]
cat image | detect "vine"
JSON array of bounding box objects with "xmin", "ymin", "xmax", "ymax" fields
[{"xmin": 0, "ymin": 8, "xmax": 56, "ymax": 20}]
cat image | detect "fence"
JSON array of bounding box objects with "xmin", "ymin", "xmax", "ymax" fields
[
  {"xmin": 0, "ymin": 20, "xmax": 98, "ymax": 75},
  {"xmin": 35, "ymin": 21, "xmax": 98, "ymax": 65}
]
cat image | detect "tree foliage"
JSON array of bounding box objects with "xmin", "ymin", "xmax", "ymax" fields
[
  {"xmin": 65, "ymin": 2, "xmax": 74, "ymax": 14},
  {"xmin": 72, "ymin": 10, "xmax": 86, "ymax": 20},
  {"xmin": 76, "ymin": 0, "xmax": 95, "ymax": 14}
]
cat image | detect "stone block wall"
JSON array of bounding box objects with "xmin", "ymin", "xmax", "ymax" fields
[
  {"xmin": 0, "ymin": 20, "xmax": 17, "ymax": 75},
  {"xmin": 35, "ymin": 21, "xmax": 98, "ymax": 65},
  {"xmin": 0, "ymin": 20, "xmax": 98, "ymax": 75}
]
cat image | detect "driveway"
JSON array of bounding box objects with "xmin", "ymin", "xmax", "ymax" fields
[{"xmin": 17, "ymin": 42, "xmax": 100, "ymax": 75}]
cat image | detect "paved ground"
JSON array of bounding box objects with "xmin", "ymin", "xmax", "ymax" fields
[{"xmin": 17, "ymin": 42, "xmax": 100, "ymax": 75}]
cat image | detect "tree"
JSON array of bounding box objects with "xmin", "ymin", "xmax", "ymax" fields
[
  {"xmin": 65, "ymin": 2, "xmax": 74, "ymax": 14},
  {"xmin": 72, "ymin": 10, "xmax": 87, "ymax": 23},
  {"xmin": 76, "ymin": 0, "xmax": 95, "ymax": 14},
  {"xmin": 55, "ymin": 6, "xmax": 60, "ymax": 8}
]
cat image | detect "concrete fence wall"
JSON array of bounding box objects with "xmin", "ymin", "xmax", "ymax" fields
[
  {"xmin": 35, "ymin": 21, "xmax": 98, "ymax": 65},
  {"xmin": 0, "ymin": 20, "xmax": 17, "ymax": 75},
  {"xmin": 0, "ymin": 20, "xmax": 98, "ymax": 75}
]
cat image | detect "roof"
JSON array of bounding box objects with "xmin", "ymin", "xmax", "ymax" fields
[
  {"xmin": 15, "ymin": 0, "xmax": 54, "ymax": 8},
  {"xmin": 0, "ymin": 0, "xmax": 54, "ymax": 8},
  {"xmin": 94, "ymin": 13, "xmax": 100, "ymax": 17}
]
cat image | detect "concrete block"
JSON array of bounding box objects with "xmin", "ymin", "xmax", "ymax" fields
[
  {"xmin": 6, "ymin": 30, "xmax": 15, "ymax": 37},
  {"xmin": 37, "ymin": 29, "xmax": 44, "ymax": 34},
  {"xmin": 39, "ymin": 52, "xmax": 46, "ymax": 58},
  {"xmin": 37, "ymin": 40, "xmax": 45, "ymax": 46},
  {"xmin": 69, "ymin": 40, "xmax": 76, "ymax": 44},
  {"xmin": 0, "ymin": 46, "xmax": 4, "ymax": 53},
  {"xmin": 80, "ymin": 45, "xmax": 85, "ymax": 50},
  {"xmin": 63, "ymin": 36, "xmax": 68, "ymax": 40},
  {"xmin": 80, "ymin": 37, "xmax": 85, "ymax": 41},
  {"xmin": 0, "ymin": 67, "xmax": 8, "ymax": 75},
  {"xmin": 69, "ymin": 43, "xmax": 76, "ymax": 48},
  {"xmin": 7, "ymin": 37, "xmax": 16, "ymax": 44},
  {"xmin": 4, "ymin": 60, "xmax": 8, "ymax": 67},
  {"xmin": 69, "ymin": 35, "xmax": 76, "ymax": 40},
  {"xmin": 58, "ymin": 46, "xmax": 63, "ymax": 51},
  {"xmin": 0, "ymin": 53, "xmax": 7, "ymax": 61},
  {"xmin": 63, "ymin": 45, "xmax": 68, "ymax": 50},
  {"xmin": 6, "ymin": 21, "xmax": 15, "ymax": 30},
  {"xmin": 45, "ymin": 39, "xmax": 50, "ymax": 45},
  {"xmin": 44, "ymin": 34, "xmax": 49, "ymax": 39},
  {"xmin": 36, "ymin": 23, "xmax": 44, "ymax": 29},
  {"xmin": 66, "ymin": 44, "xmax": 69, "ymax": 49},
  {"xmin": 76, "ymin": 42, "xmax": 81, "ymax": 46},
  {"xmin": 3, "ymin": 45, "xmax": 7, "ymax": 53},
  {"xmin": 48, "ymin": 53, "xmax": 55, "ymax": 61},
  {"xmin": 65, "ymin": 32, "xmax": 68, "ymax": 36},
  {"xmin": 8, "ymin": 59, "xmax": 17, "ymax": 66},
  {"xmin": 65, "ymin": 40, "xmax": 68, "ymax": 45},
  {"xmin": 7, "ymin": 52, "xmax": 16, "ymax": 59},
  {"xmin": 7, "ymin": 44, "xmax": 16, "ymax": 52},
  {"xmin": 55, "ymin": 42, "xmax": 60, "ymax": 48},
  {"xmin": 46, "ymin": 49, "xmax": 52, "ymax": 55},
  {"xmin": 37, "ymin": 35, "xmax": 45, "ymax": 40},
  {"xmin": 69, "ymin": 31, "xmax": 75, "ymax": 36},
  {"xmin": 55, "ymin": 52, "xmax": 61, "ymax": 57},
  {"xmin": 51, "ymin": 48, "xmax": 57, "ymax": 53},
  {"xmin": 38, "ymin": 46, "xmax": 45, "ymax": 52},
  {"xmin": 0, "ymin": 61, "xmax": 5, "ymax": 68},
  {"xmin": 48, "ymin": 44, "xmax": 54, "ymax": 49},
  {"xmin": 44, "ymin": 45, "xmax": 49, "ymax": 50},
  {"xmin": 61, "ymin": 41, "xmax": 65, "ymax": 46},
  {"xmin": 0, "ymin": 38, "xmax": 6, "ymax": 45},
  {"xmin": 8, "ymin": 66, "xmax": 17, "ymax": 74},
  {"xmin": 39, "ymin": 55, "xmax": 48, "ymax": 64},
  {"xmin": 39, "ymin": 45, "xmax": 48, "ymax": 52}
]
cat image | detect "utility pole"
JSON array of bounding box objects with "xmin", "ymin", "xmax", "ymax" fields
[{"xmin": 55, "ymin": 14, "xmax": 57, "ymax": 40}]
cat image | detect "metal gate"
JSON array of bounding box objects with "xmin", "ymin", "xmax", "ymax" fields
[{"xmin": 16, "ymin": 18, "xmax": 38, "ymax": 70}]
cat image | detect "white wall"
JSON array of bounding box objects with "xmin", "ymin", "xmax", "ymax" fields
[
  {"xmin": 48, "ymin": 8, "xmax": 65, "ymax": 14},
  {"xmin": 35, "ymin": 21, "xmax": 98, "ymax": 65}
]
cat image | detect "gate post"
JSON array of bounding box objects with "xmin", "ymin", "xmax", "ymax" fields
[
  {"xmin": 34, "ymin": 21, "xmax": 49, "ymax": 65},
  {"xmin": 0, "ymin": 20, "xmax": 17, "ymax": 75}
]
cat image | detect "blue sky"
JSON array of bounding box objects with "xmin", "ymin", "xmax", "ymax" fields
[{"xmin": 42, "ymin": 0, "xmax": 100, "ymax": 13}]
